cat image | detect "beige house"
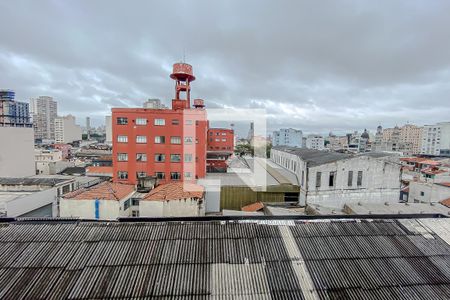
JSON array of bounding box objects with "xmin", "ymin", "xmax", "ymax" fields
[{"xmin": 139, "ymin": 182, "xmax": 205, "ymax": 217}]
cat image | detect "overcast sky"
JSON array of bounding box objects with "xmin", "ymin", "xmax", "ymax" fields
[{"xmin": 1, "ymin": 1, "xmax": 450, "ymax": 137}]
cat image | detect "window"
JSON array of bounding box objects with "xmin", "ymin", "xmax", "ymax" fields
[
  {"xmin": 118, "ymin": 171, "xmax": 128, "ymax": 179},
  {"xmin": 131, "ymin": 198, "xmax": 139, "ymax": 206},
  {"xmin": 215, "ymin": 138, "xmax": 220, "ymax": 142},
  {"xmin": 117, "ymin": 117, "xmax": 128, "ymax": 125},
  {"xmin": 155, "ymin": 172, "xmax": 165, "ymax": 179},
  {"xmin": 136, "ymin": 135, "xmax": 147, "ymax": 143},
  {"xmin": 136, "ymin": 172, "xmax": 147, "ymax": 178},
  {"xmin": 135, "ymin": 118, "xmax": 147, "ymax": 125},
  {"xmin": 132, "ymin": 210, "xmax": 139, "ymax": 217},
  {"xmin": 222, "ymin": 139, "xmax": 227, "ymax": 142},
  {"xmin": 329, "ymin": 171, "xmax": 336, "ymax": 187},
  {"xmin": 184, "ymin": 153, "xmax": 193, "ymax": 162},
  {"xmin": 347, "ymin": 171, "xmax": 353, "ymax": 187},
  {"xmin": 136, "ymin": 153, "xmax": 147, "ymax": 162},
  {"xmin": 301, "ymin": 170, "xmax": 304, "ymax": 186},
  {"xmin": 420, "ymin": 191, "xmax": 425, "ymax": 196},
  {"xmin": 315, "ymin": 172, "xmax": 321, "ymax": 188},
  {"xmin": 155, "ymin": 153, "xmax": 165, "ymax": 162},
  {"xmin": 172, "ymin": 119, "xmax": 179, "ymax": 125},
  {"xmin": 154, "ymin": 118, "xmax": 165, "ymax": 126},
  {"xmin": 222, "ymin": 132, "xmax": 227, "ymax": 136},
  {"xmin": 154, "ymin": 136, "xmax": 165, "ymax": 144},
  {"xmin": 124, "ymin": 199, "xmax": 130, "ymax": 210},
  {"xmin": 117, "ymin": 135, "xmax": 128, "ymax": 143},
  {"xmin": 185, "ymin": 119, "xmax": 193, "ymax": 125},
  {"xmin": 357, "ymin": 171, "xmax": 363, "ymax": 186},
  {"xmin": 209, "ymin": 132, "xmax": 213, "ymax": 136},
  {"xmin": 171, "ymin": 172, "xmax": 181, "ymax": 180},
  {"xmin": 171, "ymin": 136, "xmax": 181, "ymax": 144},
  {"xmin": 184, "ymin": 172, "xmax": 192, "ymax": 179},
  {"xmin": 184, "ymin": 136, "xmax": 193, "ymax": 144},
  {"xmin": 170, "ymin": 154, "xmax": 181, "ymax": 162},
  {"xmin": 118, "ymin": 153, "xmax": 128, "ymax": 161}
]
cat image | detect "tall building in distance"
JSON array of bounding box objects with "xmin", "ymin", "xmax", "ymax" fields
[
  {"xmin": 421, "ymin": 122, "xmax": 450, "ymax": 156},
  {"xmin": 373, "ymin": 124, "xmax": 423, "ymax": 155},
  {"xmin": 112, "ymin": 62, "xmax": 208, "ymax": 184},
  {"xmin": 272, "ymin": 128, "xmax": 303, "ymax": 147},
  {"xmin": 305, "ymin": 134, "xmax": 325, "ymax": 150},
  {"xmin": 143, "ymin": 99, "xmax": 167, "ymax": 109},
  {"xmin": 0, "ymin": 90, "xmax": 35, "ymax": 177},
  {"xmin": 54, "ymin": 115, "xmax": 82, "ymax": 144},
  {"xmin": 86, "ymin": 116, "xmax": 91, "ymax": 140},
  {"xmin": 0, "ymin": 90, "xmax": 32, "ymax": 127},
  {"xmin": 30, "ymin": 96, "xmax": 58, "ymax": 140}
]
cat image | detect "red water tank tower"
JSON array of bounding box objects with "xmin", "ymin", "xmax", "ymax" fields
[{"xmin": 170, "ymin": 63, "xmax": 195, "ymax": 110}]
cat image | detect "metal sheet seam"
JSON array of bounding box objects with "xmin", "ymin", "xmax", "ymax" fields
[{"xmin": 278, "ymin": 225, "xmax": 320, "ymax": 300}]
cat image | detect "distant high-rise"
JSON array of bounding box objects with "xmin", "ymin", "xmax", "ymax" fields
[
  {"xmin": 273, "ymin": 128, "xmax": 303, "ymax": 147},
  {"xmin": 86, "ymin": 116, "xmax": 91, "ymax": 140},
  {"xmin": 421, "ymin": 122, "xmax": 450, "ymax": 156},
  {"xmin": 54, "ymin": 115, "xmax": 82, "ymax": 144},
  {"xmin": 30, "ymin": 96, "xmax": 58, "ymax": 140},
  {"xmin": 143, "ymin": 99, "xmax": 166, "ymax": 109},
  {"xmin": 0, "ymin": 89, "xmax": 32, "ymax": 127}
]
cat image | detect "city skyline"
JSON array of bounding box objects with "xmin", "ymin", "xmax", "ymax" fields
[{"xmin": 1, "ymin": 1, "xmax": 450, "ymax": 132}]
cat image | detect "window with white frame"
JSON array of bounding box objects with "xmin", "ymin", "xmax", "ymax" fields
[
  {"xmin": 185, "ymin": 119, "xmax": 193, "ymax": 125},
  {"xmin": 155, "ymin": 172, "xmax": 165, "ymax": 179},
  {"xmin": 184, "ymin": 153, "xmax": 193, "ymax": 162},
  {"xmin": 170, "ymin": 154, "xmax": 181, "ymax": 162},
  {"xmin": 170, "ymin": 172, "xmax": 181, "ymax": 180},
  {"xmin": 117, "ymin": 135, "xmax": 128, "ymax": 143},
  {"xmin": 118, "ymin": 171, "xmax": 128, "ymax": 179},
  {"xmin": 117, "ymin": 153, "xmax": 128, "ymax": 161},
  {"xmin": 136, "ymin": 153, "xmax": 147, "ymax": 162},
  {"xmin": 135, "ymin": 118, "xmax": 147, "ymax": 125},
  {"xmin": 184, "ymin": 172, "xmax": 192, "ymax": 179},
  {"xmin": 155, "ymin": 153, "xmax": 165, "ymax": 162},
  {"xmin": 184, "ymin": 136, "xmax": 193, "ymax": 144},
  {"xmin": 154, "ymin": 118, "xmax": 165, "ymax": 126},
  {"xmin": 171, "ymin": 136, "xmax": 181, "ymax": 144},
  {"xmin": 117, "ymin": 117, "xmax": 128, "ymax": 125},
  {"xmin": 136, "ymin": 135, "xmax": 147, "ymax": 143},
  {"xmin": 154, "ymin": 136, "xmax": 165, "ymax": 144},
  {"xmin": 136, "ymin": 171, "xmax": 147, "ymax": 178},
  {"xmin": 222, "ymin": 138, "xmax": 227, "ymax": 142}
]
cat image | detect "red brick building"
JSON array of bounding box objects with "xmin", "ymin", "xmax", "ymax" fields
[
  {"xmin": 112, "ymin": 63, "xmax": 207, "ymax": 185},
  {"xmin": 206, "ymin": 128, "xmax": 234, "ymax": 172}
]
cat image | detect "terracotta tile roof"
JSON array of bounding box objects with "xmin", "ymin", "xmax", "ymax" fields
[
  {"xmin": 441, "ymin": 198, "xmax": 450, "ymax": 208},
  {"xmin": 400, "ymin": 157, "xmax": 440, "ymax": 166},
  {"xmin": 86, "ymin": 166, "xmax": 113, "ymax": 174},
  {"xmin": 143, "ymin": 182, "xmax": 204, "ymax": 201},
  {"xmin": 437, "ymin": 182, "xmax": 450, "ymax": 188},
  {"xmin": 242, "ymin": 202, "xmax": 264, "ymax": 212},
  {"xmin": 421, "ymin": 167, "xmax": 446, "ymax": 175},
  {"xmin": 64, "ymin": 182, "xmax": 134, "ymax": 201}
]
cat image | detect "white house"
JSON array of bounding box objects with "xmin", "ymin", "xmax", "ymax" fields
[
  {"xmin": 139, "ymin": 182, "xmax": 205, "ymax": 217},
  {"xmin": 270, "ymin": 146, "xmax": 401, "ymax": 208},
  {"xmin": 60, "ymin": 181, "xmax": 135, "ymax": 219}
]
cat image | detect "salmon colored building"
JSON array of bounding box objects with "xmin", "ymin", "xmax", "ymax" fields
[
  {"xmin": 112, "ymin": 63, "xmax": 207, "ymax": 185},
  {"xmin": 206, "ymin": 128, "xmax": 234, "ymax": 172}
]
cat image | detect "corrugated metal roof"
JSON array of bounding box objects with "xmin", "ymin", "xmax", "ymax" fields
[{"xmin": 0, "ymin": 218, "xmax": 449, "ymax": 299}]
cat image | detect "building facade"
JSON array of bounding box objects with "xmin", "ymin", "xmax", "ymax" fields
[
  {"xmin": 0, "ymin": 90, "xmax": 32, "ymax": 127},
  {"xmin": 112, "ymin": 63, "xmax": 207, "ymax": 185},
  {"xmin": 305, "ymin": 135, "xmax": 325, "ymax": 150},
  {"xmin": 272, "ymin": 128, "xmax": 303, "ymax": 147},
  {"xmin": 30, "ymin": 96, "xmax": 58, "ymax": 140},
  {"xmin": 206, "ymin": 128, "xmax": 235, "ymax": 173},
  {"xmin": 374, "ymin": 124, "xmax": 423, "ymax": 155},
  {"xmin": 54, "ymin": 115, "xmax": 82, "ymax": 143},
  {"xmin": 271, "ymin": 146, "xmax": 401, "ymax": 208},
  {"xmin": 421, "ymin": 122, "xmax": 450, "ymax": 156}
]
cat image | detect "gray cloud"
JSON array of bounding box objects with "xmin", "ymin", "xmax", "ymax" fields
[{"xmin": 1, "ymin": 0, "xmax": 450, "ymax": 136}]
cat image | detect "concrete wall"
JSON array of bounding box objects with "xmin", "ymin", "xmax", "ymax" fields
[
  {"xmin": 60, "ymin": 199, "xmax": 126, "ymax": 219},
  {"xmin": 140, "ymin": 198, "xmax": 204, "ymax": 217},
  {"xmin": 409, "ymin": 181, "xmax": 450, "ymax": 203},
  {"xmin": 5, "ymin": 187, "xmax": 56, "ymax": 217},
  {"xmin": 0, "ymin": 127, "xmax": 35, "ymax": 177}
]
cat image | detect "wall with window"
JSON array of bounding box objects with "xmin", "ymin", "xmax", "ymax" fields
[{"xmin": 409, "ymin": 181, "xmax": 450, "ymax": 204}]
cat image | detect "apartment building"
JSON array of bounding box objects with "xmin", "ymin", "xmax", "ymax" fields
[
  {"xmin": 30, "ymin": 96, "xmax": 58, "ymax": 140},
  {"xmin": 54, "ymin": 114, "xmax": 82, "ymax": 143},
  {"xmin": 112, "ymin": 63, "xmax": 207, "ymax": 185},
  {"xmin": 305, "ymin": 134, "xmax": 325, "ymax": 150},
  {"xmin": 272, "ymin": 128, "xmax": 303, "ymax": 147},
  {"xmin": 421, "ymin": 122, "xmax": 450, "ymax": 156},
  {"xmin": 271, "ymin": 146, "xmax": 401, "ymax": 208},
  {"xmin": 375, "ymin": 124, "xmax": 423, "ymax": 155},
  {"xmin": 207, "ymin": 128, "xmax": 234, "ymax": 172}
]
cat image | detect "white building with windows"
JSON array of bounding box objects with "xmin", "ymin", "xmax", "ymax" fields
[
  {"xmin": 421, "ymin": 122, "xmax": 450, "ymax": 156},
  {"xmin": 305, "ymin": 135, "xmax": 325, "ymax": 150},
  {"xmin": 270, "ymin": 146, "xmax": 401, "ymax": 208},
  {"xmin": 54, "ymin": 115, "xmax": 82, "ymax": 144},
  {"xmin": 272, "ymin": 128, "xmax": 303, "ymax": 147}
]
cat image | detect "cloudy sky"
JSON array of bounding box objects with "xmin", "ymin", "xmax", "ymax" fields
[{"xmin": 1, "ymin": 1, "xmax": 450, "ymax": 136}]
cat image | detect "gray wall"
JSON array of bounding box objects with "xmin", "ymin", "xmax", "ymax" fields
[{"xmin": 0, "ymin": 127, "xmax": 35, "ymax": 177}]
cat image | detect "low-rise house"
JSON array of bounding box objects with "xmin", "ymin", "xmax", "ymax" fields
[
  {"xmin": 85, "ymin": 166, "xmax": 113, "ymax": 178},
  {"xmin": 139, "ymin": 182, "xmax": 205, "ymax": 217},
  {"xmin": 271, "ymin": 146, "xmax": 401, "ymax": 208},
  {"xmin": 409, "ymin": 181, "xmax": 450, "ymax": 204},
  {"xmin": 60, "ymin": 181, "xmax": 135, "ymax": 219}
]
